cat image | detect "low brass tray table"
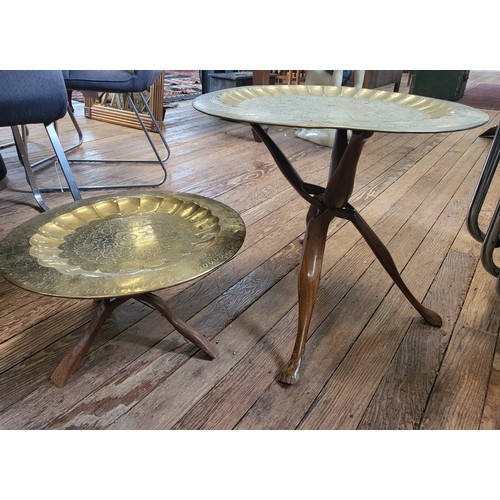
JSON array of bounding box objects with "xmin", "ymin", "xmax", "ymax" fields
[
  {"xmin": 0, "ymin": 191, "xmax": 246, "ymax": 387},
  {"xmin": 194, "ymin": 85, "xmax": 489, "ymax": 384}
]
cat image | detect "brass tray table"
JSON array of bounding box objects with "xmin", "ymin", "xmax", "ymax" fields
[
  {"xmin": 0, "ymin": 191, "xmax": 246, "ymax": 387},
  {"xmin": 194, "ymin": 85, "xmax": 489, "ymax": 384}
]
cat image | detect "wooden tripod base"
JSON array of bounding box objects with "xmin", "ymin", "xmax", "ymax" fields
[
  {"xmin": 50, "ymin": 292, "xmax": 219, "ymax": 387},
  {"xmin": 277, "ymin": 204, "xmax": 442, "ymax": 385},
  {"xmin": 250, "ymin": 123, "xmax": 443, "ymax": 385}
]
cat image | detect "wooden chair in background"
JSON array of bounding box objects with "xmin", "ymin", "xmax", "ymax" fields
[{"xmin": 273, "ymin": 70, "xmax": 306, "ymax": 85}]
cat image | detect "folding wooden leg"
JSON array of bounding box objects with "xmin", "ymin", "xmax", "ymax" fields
[
  {"xmin": 51, "ymin": 298, "xmax": 127, "ymax": 387},
  {"xmin": 50, "ymin": 293, "xmax": 219, "ymax": 387},
  {"xmin": 134, "ymin": 293, "xmax": 219, "ymax": 359}
]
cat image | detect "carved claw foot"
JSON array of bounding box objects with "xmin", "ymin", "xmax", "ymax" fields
[{"xmin": 278, "ymin": 359, "xmax": 301, "ymax": 385}]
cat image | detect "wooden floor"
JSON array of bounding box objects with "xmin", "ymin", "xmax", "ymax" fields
[{"xmin": 0, "ymin": 71, "xmax": 499, "ymax": 430}]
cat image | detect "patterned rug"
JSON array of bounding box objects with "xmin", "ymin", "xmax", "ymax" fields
[
  {"xmin": 70, "ymin": 70, "xmax": 202, "ymax": 108},
  {"xmin": 164, "ymin": 70, "xmax": 202, "ymax": 106}
]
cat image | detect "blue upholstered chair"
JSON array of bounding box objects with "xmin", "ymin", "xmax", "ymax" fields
[
  {"xmin": 0, "ymin": 70, "xmax": 81, "ymax": 211},
  {"xmin": 61, "ymin": 70, "xmax": 170, "ymax": 190}
]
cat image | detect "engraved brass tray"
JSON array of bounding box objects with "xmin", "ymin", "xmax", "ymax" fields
[
  {"xmin": 193, "ymin": 85, "xmax": 489, "ymax": 133},
  {"xmin": 0, "ymin": 191, "xmax": 246, "ymax": 298}
]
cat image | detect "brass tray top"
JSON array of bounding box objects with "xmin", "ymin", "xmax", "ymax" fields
[
  {"xmin": 0, "ymin": 191, "xmax": 246, "ymax": 298},
  {"xmin": 193, "ymin": 85, "xmax": 489, "ymax": 133}
]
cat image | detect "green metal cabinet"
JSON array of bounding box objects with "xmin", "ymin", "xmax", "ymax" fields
[{"xmin": 409, "ymin": 70, "xmax": 470, "ymax": 101}]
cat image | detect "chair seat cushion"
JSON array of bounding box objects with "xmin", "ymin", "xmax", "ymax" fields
[
  {"xmin": 63, "ymin": 70, "xmax": 162, "ymax": 93},
  {"xmin": 0, "ymin": 71, "xmax": 68, "ymax": 127}
]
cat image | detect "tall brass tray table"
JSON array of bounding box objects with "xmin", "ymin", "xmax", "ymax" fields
[{"xmin": 194, "ymin": 85, "xmax": 489, "ymax": 384}]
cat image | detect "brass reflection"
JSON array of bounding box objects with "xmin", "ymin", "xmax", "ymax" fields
[{"xmin": 0, "ymin": 191, "xmax": 246, "ymax": 298}]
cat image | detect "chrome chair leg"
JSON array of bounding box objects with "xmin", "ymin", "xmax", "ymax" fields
[
  {"xmin": 8, "ymin": 114, "xmax": 82, "ymax": 172},
  {"xmin": 10, "ymin": 122, "xmax": 82, "ymax": 211},
  {"xmin": 0, "ymin": 140, "xmax": 15, "ymax": 150},
  {"xmin": 45, "ymin": 122, "xmax": 82, "ymax": 202},
  {"xmin": 56, "ymin": 91, "xmax": 170, "ymax": 191},
  {"xmin": 11, "ymin": 125, "xmax": 50, "ymax": 211},
  {"xmin": 27, "ymin": 90, "xmax": 170, "ymax": 193},
  {"xmin": 481, "ymin": 197, "xmax": 500, "ymax": 278},
  {"xmin": 467, "ymin": 122, "xmax": 500, "ymax": 293},
  {"xmin": 467, "ymin": 123, "xmax": 500, "ymax": 246},
  {"xmin": 128, "ymin": 91, "xmax": 171, "ymax": 169},
  {"xmin": 29, "ymin": 104, "xmax": 83, "ymax": 169}
]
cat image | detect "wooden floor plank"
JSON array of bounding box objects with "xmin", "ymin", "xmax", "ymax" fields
[
  {"xmin": 481, "ymin": 343, "xmax": 500, "ymax": 429},
  {"xmin": 175, "ymin": 132, "xmax": 477, "ymax": 429},
  {"xmin": 16, "ymin": 119, "xmax": 450, "ymax": 428},
  {"xmin": 235, "ymin": 122, "xmax": 491, "ymax": 430},
  {"xmin": 170, "ymin": 127, "xmax": 470, "ymax": 428},
  {"xmin": 296, "ymin": 133, "xmax": 489, "ymax": 429},
  {"xmin": 1, "ymin": 76, "xmax": 499, "ymax": 430},
  {"xmin": 420, "ymin": 264, "xmax": 500, "ymax": 429},
  {"xmin": 0, "ymin": 198, "xmax": 307, "ymax": 426},
  {"xmin": 420, "ymin": 324, "xmax": 497, "ymax": 429},
  {"xmin": 357, "ymin": 249, "xmax": 477, "ymax": 429},
  {"xmin": 0, "ymin": 299, "xmax": 153, "ymax": 414},
  {"xmin": 106, "ymin": 264, "xmax": 302, "ymax": 429}
]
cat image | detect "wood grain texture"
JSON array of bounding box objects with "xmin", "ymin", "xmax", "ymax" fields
[{"xmin": 0, "ymin": 75, "xmax": 499, "ymax": 430}]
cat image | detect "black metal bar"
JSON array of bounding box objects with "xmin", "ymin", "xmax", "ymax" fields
[{"xmin": 467, "ymin": 123, "xmax": 500, "ymax": 246}]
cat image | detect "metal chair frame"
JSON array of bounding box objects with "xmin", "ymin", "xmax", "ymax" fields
[
  {"xmin": 467, "ymin": 124, "xmax": 500, "ymax": 293},
  {"xmin": 10, "ymin": 122, "xmax": 82, "ymax": 211},
  {"xmin": 0, "ymin": 140, "xmax": 15, "ymax": 150},
  {"xmin": 1, "ymin": 124, "xmax": 27, "ymax": 151},
  {"xmin": 27, "ymin": 106, "xmax": 83, "ymax": 170},
  {"xmin": 34, "ymin": 90, "xmax": 170, "ymax": 193}
]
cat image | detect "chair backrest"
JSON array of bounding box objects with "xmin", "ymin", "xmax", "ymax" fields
[
  {"xmin": 0, "ymin": 70, "xmax": 68, "ymax": 127},
  {"xmin": 62, "ymin": 70, "xmax": 162, "ymax": 93}
]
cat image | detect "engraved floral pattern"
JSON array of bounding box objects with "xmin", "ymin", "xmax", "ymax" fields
[
  {"xmin": 193, "ymin": 85, "xmax": 489, "ymax": 133},
  {"xmin": 0, "ymin": 192, "xmax": 245, "ymax": 298},
  {"xmin": 30, "ymin": 197, "xmax": 221, "ymax": 277}
]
